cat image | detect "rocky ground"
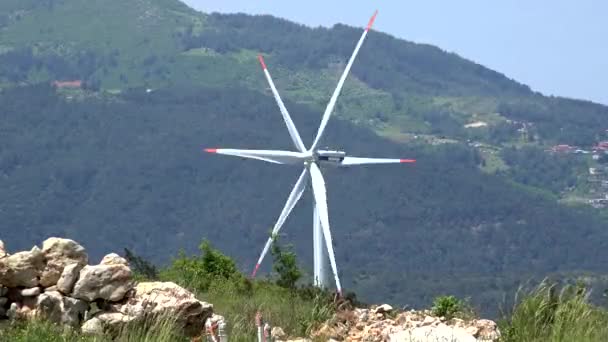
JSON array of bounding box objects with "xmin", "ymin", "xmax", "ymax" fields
[
  {"xmin": 0, "ymin": 237, "xmax": 217, "ymax": 339},
  {"xmin": 1, "ymin": 238, "xmax": 500, "ymax": 341}
]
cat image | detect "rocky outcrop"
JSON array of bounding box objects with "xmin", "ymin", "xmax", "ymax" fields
[
  {"xmin": 304, "ymin": 305, "xmax": 500, "ymax": 342},
  {"xmin": 72, "ymin": 255, "xmax": 134, "ymax": 302},
  {"xmin": 0, "ymin": 238, "xmax": 218, "ymax": 339},
  {"xmin": 0, "ymin": 246, "xmax": 45, "ymax": 287},
  {"xmin": 37, "ymin": 290, "xmax": 89, "ymax": 327},
  {"xmin": 57, "ymin": 263, "xmax": 82, "ymax": 294},
  {"xmin": 107, "ymin": 281, "xmax": 214, "ymax": 337},
  {"xmin": 40, "ymin": 238, "xmax": 88, "ymax": 287},
  {"xmin": 0, "ymin": 240, "xmax": 7, "ymax": 258}
]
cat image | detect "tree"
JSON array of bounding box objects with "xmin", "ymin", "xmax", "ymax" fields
[
  {"xmin": 270, "ymin": 234, "xmax": 302, "ymax": 289},
  {"xmin": 124, "ymin": 248, "xmax": 159, "ymax": 280}
]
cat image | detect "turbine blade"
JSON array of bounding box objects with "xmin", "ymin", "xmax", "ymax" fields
[
  {"xmin": 252, "ymin": 168, "xmax": 309, "ymax": 277},
  {"xmin": 309, "ymin": 162, "xmax": 342, "ymax": 294},
  {"xmin": 204, "ymin": 148, "xmax": 306, "ymax": 164},
  {"xmin": 310, "ymin": 10, "xmax": 378, "ymax": 151},
  {"xmin": 258, "ymin": 55, "xmax": 307, "ymax": 152},
  {"xmin": 341, "ymin": 156, "xmax": 416, "ymax": 166}
]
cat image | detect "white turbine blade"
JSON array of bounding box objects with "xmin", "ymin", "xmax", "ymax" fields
[
  {"xmin": 341, "ymin": 156, "xmax": 416, "ymax": 166},
  {"xmin": 309, "ymin": 162, "xmax": 342, "ymax": 294},
  {"xmin": 310, "ymin": 10, "xmax": 378, "ymax": 151},
  {"xmin": 258, "ymin": 55, "xmax": 307, "ymax": 152},
  {"xmin": 252, "ymin": 168, "xmax": 308, "ymax": 277},
  {"xmin": 204, "ymin": 148, "xmax": 306, "ymax": 164}
]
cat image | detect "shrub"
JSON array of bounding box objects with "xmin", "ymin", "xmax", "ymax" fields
[{"xmin": 431, "ymin": 295, "xmax": 467, "ymax": 319}]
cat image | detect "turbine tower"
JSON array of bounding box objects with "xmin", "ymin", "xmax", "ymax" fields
[{"xmin": 204, "ymin": 11, "xmax": 415, "ymax": 294}]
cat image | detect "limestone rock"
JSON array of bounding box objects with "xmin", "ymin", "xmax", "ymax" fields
[
  {"xmin": 81, "ymin": 317, "xmax": 104, "ymax": 335},
  {"xmin": 72, "ymin": 263, "xmax": 133, "ymax": 302},
  {"xmin": 110, "ymin": 281, "xmax": 213, "ymax": 337},
  {"xmin": 475, "ymin": 319, "xmax": 500, "ymax": 341},
  {"xmin": 272, "ymin": 326, "xmax": 287, "ymax": 340},
  {"xmin": 21, "ymin": 287, "xmax": 41, "ymax": 297},
  {"xmin": 82, "ymin": 312, "xmax": 136, "ymax": 335},
  {"xmin": 45, "ymin": 285, "xmax": 58, "ymax": 292},
  {"xmin": 0, "ymin": 246, "xmax": 45, "ymax": 287},
  {"xmin": 40, "ymin": 238, "xmax": 88, "ymax": 287},
  {"xmin": 100, "ymin": 253, "xmax": 128, "ymax": 266},
  {"xmin": 57, "ymin": 263, "xmax": 82, "ymax": 294},
  {"xmin": 390, "ymin": 324, "xmax": 477, "ymax": 342},
  {"xmin": 37, "ymin": 290, "xmax": 89, "ymax": 327},
  {"xmin": 374, "ymin": 304, "xmax": 394, "ymax": 314},
  {"xmin": 0, "ymin": 240, "xmax": 7, "ymax": 258}
]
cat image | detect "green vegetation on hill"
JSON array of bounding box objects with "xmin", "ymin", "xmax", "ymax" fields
[{"xmin": 2, "ymin": 84, "xmax": 608, "ymax": 316}]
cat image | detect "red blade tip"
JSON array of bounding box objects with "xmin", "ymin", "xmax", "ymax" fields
[
  {"xmin": 366, "ymin": 10, "xmax": 378, "ymax": 30},
  {"xmin": 258, "ymin": 55, "xmax": 267, "ymax": 70},
  {"xmin": 400, "ymin": 159, "xmax": 416, "ymax": 163},
  {"xmin": 251, "ymin": 263, "xmax": 261, "ymax": 278},
  {"xmin": 204, "ymin": 148, "xmax": 217, "ymax": 153}
]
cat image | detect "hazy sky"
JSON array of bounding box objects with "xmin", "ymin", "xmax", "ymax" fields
[{"xmin": 183, "ymin": 0, "xmax": 608, "ymax": 105}]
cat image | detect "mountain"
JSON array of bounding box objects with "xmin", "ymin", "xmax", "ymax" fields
[{"xmin": 1, "ymin": 0, "xmax": 608, "ymax": 315}]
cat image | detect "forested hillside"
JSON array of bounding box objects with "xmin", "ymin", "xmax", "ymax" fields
[{"xmin": 2, "ymin": 84, "xmax": 608, "ymax": 315}]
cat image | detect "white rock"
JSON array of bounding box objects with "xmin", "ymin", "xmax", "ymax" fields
[
  {"xmin": 40, "ymin": 237, "xmax": 88, "ymax": 287},
  {"xmin": 45, "ymin": 285, "xmax": 58, "ymax": 292},
  {"xmin": 389, "ymin": 325, "xmax": 477, "ymax": 342},
  {"xmin": 57, "ymin": 263, "xmax": 82, "ymax": 294},
  {"xmin": 100, "ymin": 253, "xmax": 128, "ymax": 266},
  {"xmin": 7, "ymin": 302, "xmax": 19, "ymax": 320},
  {"xmin": 422, "ymin": 315, "xmax": 436, "ymax": 326},
  {"xmin": 272, "ymin": 326, "xmax": 287, "ymax": 339},
  {"xmin": 21, "ymin": 287, "xmax": 41, "ymax": 297},
  {"xmin": 110, "ymin": 281, "xmax": 213, "ymax": 337},
  {"xmin": 37, "ymin": 290, "xmax": 89, "ymax": 328},
  {"xmin": 72, "ymin": 263, "xmax": 133, "ymax": 302},
  {"xmin": 0, "ymin": 240, "xmax": 7, "ymax": 258},
  {"xmin": 0, "ymin": 246, "xmax": 45, "ymax": 287},
  {"xmin": 374, "ymin": 304, "xmax": 394, "ymax": 314},
  {"xmin": 81, "ymin": 317, "xmax": 104, "ymax": 335}
]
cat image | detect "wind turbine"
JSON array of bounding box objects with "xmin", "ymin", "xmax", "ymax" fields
[{"xmin": 204, "ymin": 10, "xmax": 415, "ymax": 294}]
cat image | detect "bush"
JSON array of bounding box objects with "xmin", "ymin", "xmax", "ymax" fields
[{"xmin": 431, "ymin": 295, "xmax": 472, "ymax": 320}]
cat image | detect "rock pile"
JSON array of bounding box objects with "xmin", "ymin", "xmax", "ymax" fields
[
  {"xmin": 0, "ymin": 238, "xmax": 216, "ymax": 338},
  {"xmin": 278, "ymin": 304, "xmax": 499, "ymax": 342}
]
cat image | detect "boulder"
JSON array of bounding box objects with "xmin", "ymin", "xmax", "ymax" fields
[
  {"xmin": 57, "ymin": 263, "xmax": 82, "ymax": 294},
  {"xmin": 272, "ymin": 326, "xmax": 287, "ymax": 340},
  {"xmin": 0, "ymin": 297, "xmax": 7, "ymax": 306},
  {"xmin": 100, "ymin": 253, "xmax": 128, "ymax": 266},
  {"xmin": 111, "ymin": 281, "xmax": 214, "ymax": 337},
  {"xmin": 81, "ymin": 316, "xmax": 104, "ymax": 335},
  {"xmin": 72, "ymin": 263, "xmax": 133, "ymax": 302},
  {"xmin": 0, "ymin": 240, "xmax": 7, "ymax": 258},
  {"xmin": 390, "ymin": 324, "xmax": 477, "ymax": 342},
  {"xmin": 0, "ymin": 286, "xmax": 7, "ymax": 297},
  {"xmin": 82, "ymin": 311, "xmax": 136, "ymax": 335},
  {"xmin": 40, "ymin": 238, "xmax": 88, "ymax": 287},
  {"xmin": 374, "ymin": 304, "xmax": 394, "ymax": 314},
  {"xmin": 0, "ymin": 246, "xmax": 45, "ymax": 287},
  {"xmin": 37, "ymin": 290, "xmax": 89, "ymax": 327},
  {"xmin": 474, "ymin": 319, "xmax": 500, "ymax": 341},
  {"xmin": 21, "ymin": 287, "xmax": 41, "ymax": 297}
]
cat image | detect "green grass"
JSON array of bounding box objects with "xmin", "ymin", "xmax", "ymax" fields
[
  {"xmin": 500, "ymin": 281, "xmax": 608, "ymax": 342},
  {"xmin": 0, "ymin": 313, "xmax": 185, "ymax": 342}
]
